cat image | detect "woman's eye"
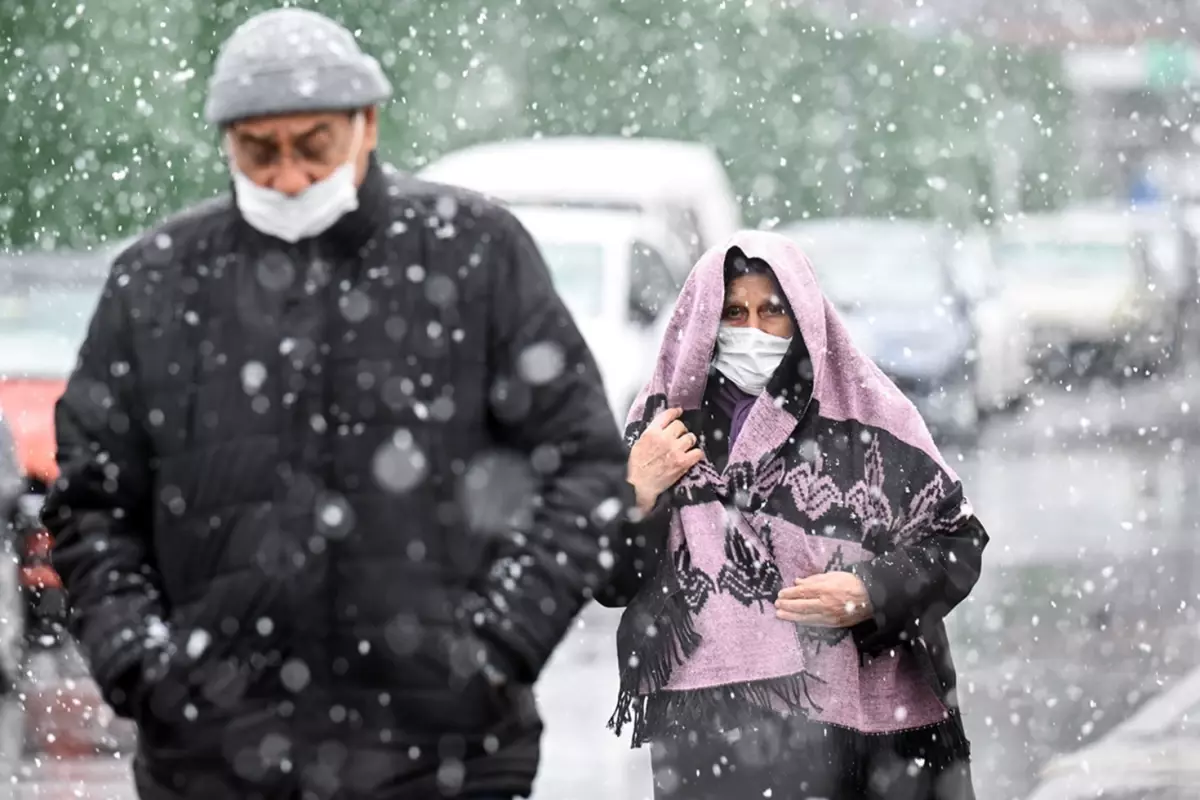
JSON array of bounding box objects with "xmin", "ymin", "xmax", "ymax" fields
[{"xmin": 722, "ymin": 306, "xmax": 745, "ymax": 319}]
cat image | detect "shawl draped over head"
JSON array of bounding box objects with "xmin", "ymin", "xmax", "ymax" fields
[{"xmin": 610, "ymin": 230, "xmax": 975, "ymax": 749}]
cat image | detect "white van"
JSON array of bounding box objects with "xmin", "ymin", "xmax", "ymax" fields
[
  {"xmin": 507, "ymin": 205, "xmax": 688, "ymax": 423},
  {"xmin": 419, "ymin": 136, "xmax": 742, "ymax": 272}
]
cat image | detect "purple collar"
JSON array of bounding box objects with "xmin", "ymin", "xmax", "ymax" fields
[{"xmin": 711, "ymin": 374, "xmax": 757, "ymax": 447}]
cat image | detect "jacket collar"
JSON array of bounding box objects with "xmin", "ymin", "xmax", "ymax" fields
[{"xmin": 325, "ymin": 152, "xmax": 390, "ymax": 252}]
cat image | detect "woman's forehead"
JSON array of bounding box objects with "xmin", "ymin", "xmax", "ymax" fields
[{"xmin": 726, "ymin": 273, "xmax": 781, "ymax": 298}]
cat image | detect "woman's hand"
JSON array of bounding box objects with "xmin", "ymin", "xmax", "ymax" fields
[
  {"xmin": 775, "ymin": 572, "xmax": 873, "ymax": 627},
  {"xmin": 627, "ymin": 408, "xmax": 703, "ymax": 515}
]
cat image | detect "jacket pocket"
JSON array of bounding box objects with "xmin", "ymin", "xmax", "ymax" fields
[{"xmin": 135, "ymin": 571, "xmax": 292, "ymax": 750}]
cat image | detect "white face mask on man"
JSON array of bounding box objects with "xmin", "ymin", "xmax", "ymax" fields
[
  {"xmin": 713, "ymin": 326, "xmax": 792, "ymax": 396},
  {"xmin": 228, "ymin": 113, "xmax": 365, "ymax": 243}
]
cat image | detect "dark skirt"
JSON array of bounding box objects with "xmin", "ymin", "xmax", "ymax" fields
[{"xmin": 648, "ymin": 705, "xmax": 974, "ymax": 800}]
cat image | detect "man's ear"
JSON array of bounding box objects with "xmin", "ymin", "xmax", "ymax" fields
[
  {"xmin": 220, "ymin": 127, "xmax": 236, "ymax": 167},
  {"xmin": 362, "ymin": 105, "xmax": 380, "ymax": 152}
]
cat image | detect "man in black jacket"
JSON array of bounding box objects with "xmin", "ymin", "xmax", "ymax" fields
[{"xmin": 44, "ymin": 8, "xmax": 628, "ymax": 800}]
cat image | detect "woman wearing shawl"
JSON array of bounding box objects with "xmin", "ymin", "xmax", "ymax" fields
[{"xmin": 597, "ymin": 231, "xmax": 988, "ymax": 800}]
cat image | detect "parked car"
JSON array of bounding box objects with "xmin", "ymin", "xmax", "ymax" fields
[
  {"xmin": 509, "ymin": 205, "xmax": 688, "ymax": 423},
  {"xmin": 782, "ymin": 218, "xmax": 1021, "ymax": 443},
  {"xmin": 1076, "ymin": 200, "xmax": 1199, "ymax": 368},
  {"xmin": 0, "ymin": 410, "xmax": 23, "ymax": 689},
  {"xmin": 0, "ymin": 249, "xmax": 109, "ymax": 649},
  {"xmin": 996, "ymin": 209, "xmax": 1183, "ymax": 379},
  {"xmin": 419, "ymin": 136, "xmax": 742, "ymax": 270},
  {"xmin": 1027, "ymin": 664, "xmax": 1200, "ymax": 800},
  {"xmin": 948, "ymin": 226, "xmax": 1035, "ymax": 412}
]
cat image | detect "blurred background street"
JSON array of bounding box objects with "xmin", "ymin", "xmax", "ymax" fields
[
  {"xmin": 6, "ymin": 378, "xmax": 1200, "ymax": 799},
  {"xmin": 3, "ymin": 1, "xmax": 1200, "ymax": 799}
]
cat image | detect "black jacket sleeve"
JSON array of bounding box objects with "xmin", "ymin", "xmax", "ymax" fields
[
  {"xmin": 849, "ymin": 513, "xmax": 988, "ymax": 656},
  {"xmin": 594, "ymin": 496, "xmax": 672, "ymax": 608},
  {"xmin": 464, "ymin": 210, "xmax": 631, "ymax": 683},
  {"xmin": 44, "ymin": 266, "xmax": 166, "ymax": 718}
]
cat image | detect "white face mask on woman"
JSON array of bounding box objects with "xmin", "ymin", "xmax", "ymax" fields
[
  {"xmin": 228, "ymin": 113, "xmax": 365, "ymax": 243},
  {"xmin": 713, "ymin": 326, "xmax": 792, "ymax": 395}
]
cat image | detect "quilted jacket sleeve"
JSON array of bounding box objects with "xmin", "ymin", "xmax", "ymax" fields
[
  {"xmin": 44, "ymin": 265, "xmax": 166, "ymax": 718},
  {"xmin": 465, "ymin": 209, "xmax": 632, "ymax": 683},
  {"xmin": 593, "ymin": 497, "xmax": 672, "ymax": 608},
  {"xmin": 849, "ymin": 505, "xmax": 988, "ymax": 656}
]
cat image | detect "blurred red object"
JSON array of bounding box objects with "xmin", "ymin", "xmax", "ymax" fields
[
  {"xmin": 0, "ymin": 378, "xmax": 64, "ymax": 488},
  {"xmin": 20, "ymin": 530, "xmax": 61, "ymax": 591},
  {"xmin": 19, "ymin": 565, "xmax": 61, "ymax": 591},
  {"xmin": 23, "ymin": 676, "xmax": 137, "ymax": 760},
  {"xmin": 23, "ymin": 530, "xmax": 52, "ymax": 562},
  {"xmin": 1, "ymin": 379, "xmax": 69, "ymax": 608}
]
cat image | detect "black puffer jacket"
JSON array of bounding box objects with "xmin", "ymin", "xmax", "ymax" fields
[{"xmin": 45, "ymin": 158, "xmax": 629, "ymax": 800}]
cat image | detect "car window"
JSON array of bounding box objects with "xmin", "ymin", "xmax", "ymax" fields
[
  {"xmin": 664, "ymin": 205, "xmax": 705, "ymax": 265},
  {"xmin": 535, "ymin": 242, "xmax": 608, "ymax": 320},
  {"xmin": 628, "ymin": 241, "xmax": 678, "ymax": 324}
]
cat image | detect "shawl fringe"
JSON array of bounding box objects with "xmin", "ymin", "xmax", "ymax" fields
[
  {"xmin": 607, "ymin": 589, "xmax": 701, "ymax": 737},
  {"xmin": 617, "ymin": 672, "xmax": 972, "ymax": 777}
]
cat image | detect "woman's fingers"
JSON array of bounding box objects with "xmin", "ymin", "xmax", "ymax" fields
[
  {"xmin": 775, "ymin": 597, "xmax": 823, "ymax": 614},
  {"xmin": 774, "ymin": 597, "xmax": 836, "ymax": 625},
  {"xmin": 776, "ymin": 593, "xmax": 864, "ymax": 627},
  {"xmin": 777, "ymin": 583, "xmax": 820, "ymax": 600},
  {"xmin": 663, "ymin": 419, "xmax": 688, "ymax": 439},
  {"xmin": 775, "ymin": 609, "xmax": 838, "ymax": 627},
  {"xmin": 653, "ymin": 407, "xmax": 684, "ymax": 428},
  {"xmin": 667, "ymin": 443, "xmax": 700, "ymax": 482}
]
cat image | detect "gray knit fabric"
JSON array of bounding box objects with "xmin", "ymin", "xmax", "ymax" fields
[{"xmin": 204, "ymin": 8, "xmax": 393, "ymax": 126}]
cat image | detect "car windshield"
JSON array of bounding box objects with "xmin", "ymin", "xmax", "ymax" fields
[
  {"xmin": 535, "ymin": 241, "xmax": 608, "ymax": 319},
  {"xmin": 796, "ymin": 233, "xmax": 948, "ymax": 308},
  {"xmin": 995, "ymin": 242, "xmax": 1134, "ymax": 280},
  {"xmin": 0, "ymin": 284, "xmax": 102, "ymax": 378}
]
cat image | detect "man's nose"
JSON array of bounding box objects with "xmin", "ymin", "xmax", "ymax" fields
[{"xmin": 272, "ymin": 163, "xmax": 313, "ymax": 197}]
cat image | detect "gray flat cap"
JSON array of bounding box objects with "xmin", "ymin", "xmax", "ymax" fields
[{"xmin": 204, "ymin": 8, "xmax": 393, "ymax": 126}]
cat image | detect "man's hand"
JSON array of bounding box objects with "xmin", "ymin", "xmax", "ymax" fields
[{"xmin": 775, "ymin": 572, "xmax": 873, "ymax": 627}]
